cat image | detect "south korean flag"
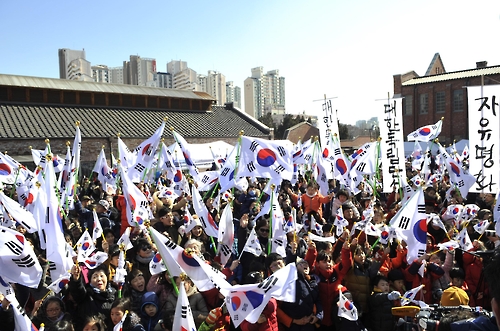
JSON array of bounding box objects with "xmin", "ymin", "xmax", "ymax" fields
[{"xmin": 238, "ymin": 136, "xmax": 293, "ymax": 180}]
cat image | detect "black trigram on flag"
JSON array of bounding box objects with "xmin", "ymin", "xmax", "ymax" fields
[
  {"xmin": 398, "ymin": 216, "xmax": 411, "ymax": 230},
  {"xmin": 164, "ymin": 239, "xmax": 177, "ymax": 250},
  {"xmin": 221, "ymin": 168, "xmax": 230, "ymax": 177},
  {"xmin": 181, "ymin": 305, "xmax": 188, "ymax": 318},
  {"xmin": 277, "ymin": 146, "xmax": 286, "ymax": 157},
  {"xmin": 5, "ymin": 240, "xmax": 23, "ymax": 255},
  {"xmin": 12, "ymin": 255, "xmax": 36, "ymax": 268},
  {"xmin": 249, "ymin": 141, "xmax": 259, "ymax": 152},
  {"xmin": 219, "ymin": 244, "xmax": 231, "ymax": 257},
  {"xmin": 247, "ymin": 161, "xmax": 256, "ymax": 172},
  {"xmin": 417, "ymin": 204, "xmax": 426, "ymax": 214},
  {"xmin": 258, "ymin": 274, "xmax": 279, "ymax": 293},
  {"xmin": 135, "ymin": 163, "xmax": 146, "ymax": 172},
  {"xmin": 274, "ymin": 165, "xmax": 285, "ymax": 174}
]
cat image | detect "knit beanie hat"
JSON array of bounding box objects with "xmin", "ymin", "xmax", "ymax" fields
[{"xmin": 440, "ymin": 286, "xmax": 469, "ymax": 306}]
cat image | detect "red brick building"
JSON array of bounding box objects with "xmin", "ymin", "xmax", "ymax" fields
[{"xmin": 393, "ymin": 53, "xmax": 500, "ymax": 145}]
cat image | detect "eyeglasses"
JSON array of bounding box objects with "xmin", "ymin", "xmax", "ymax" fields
[
  {"xmin": 141, "ymin": 246, "xmax": 152, "ymax": 251},
  {"xmin": 259, "ymin": 228, "xmax": 270, "ymax": 233}
]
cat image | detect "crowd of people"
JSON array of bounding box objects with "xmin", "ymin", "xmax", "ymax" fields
[{"xmin": 0, "ymin": 160, "xmax": 500, "ymax": 331}]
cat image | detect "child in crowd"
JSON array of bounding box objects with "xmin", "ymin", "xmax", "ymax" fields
[
  {"xmin": 139, "ymin": 292, "xmax": 161, "ymax": 331},
  {"xmin": 368, "ymin": 275, "xmax": 400, "ymax": 331}
]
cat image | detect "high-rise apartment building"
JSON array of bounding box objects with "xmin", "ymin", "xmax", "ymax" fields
[
  {"xmin": 109, "ymin": 67, "xmax": 124, "ymax": 84},
  {"xmin": 91, "ymin": 65, "xmax": 111, "ymax": 83},
  {"xmin": 173, "ymin": 68, "xmax": 198, "ymax": 90},
  {"xmin": 167, "ymin": 60, "xmax": 188, "ymax": 76},
  {"xmin": 123, "ymin": 55, "xmax": 156, "ymax": 86},
  {"xmin": 205, "ymin": 70, "xmax": 226, "ymax": 105},
  {"xmin": 58, "ymin": 48, "xmax": 93, "ymax": 81},
  {"xmin": 154, "ymin": 72, "xmax": 173, "ymax": 88},
  {"xmin": 244, "ymin": 67, "xmax": 285, "ymax": 119},
  {"xmin": 226, "ymin": 81, "xmax": 241, "ymax": 109}
]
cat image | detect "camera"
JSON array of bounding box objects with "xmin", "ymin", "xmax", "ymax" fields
[
  {"xmin": 397, "ymin": 305, "xmax": 492, "ymax": 331},
  {"xmin": 484, "ymin": 230, "xmax": 496, "ymax": 237}
]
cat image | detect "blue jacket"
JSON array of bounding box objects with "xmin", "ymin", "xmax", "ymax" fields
[{"xmin": 140, "ymin": 291, "xmax": 162, "ymax": 331}]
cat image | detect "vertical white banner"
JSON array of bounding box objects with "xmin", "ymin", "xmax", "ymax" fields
[
  {"xmin": 318, "ymin": 98, "xmax": 339, "ymax": 149},
  {"xmin": 467, "ymin": 85, "xmax": 500, "ymax": 194},
  {"xmin": 378, "ymin": 98, "xmax": 406, "ymax": 193}
]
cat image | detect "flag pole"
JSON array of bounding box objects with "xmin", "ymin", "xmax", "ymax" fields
[{"xmin": 268, "ymin": 185, "xmax": 275, "ymax": 255}]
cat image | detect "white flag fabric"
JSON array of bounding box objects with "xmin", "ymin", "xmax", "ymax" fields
[
  {"xmin": 349, "ymin": 141, "xmax": 378, "ymax": 180},
  {"xmin": 92, "ymin": 210, "xmax": 104, "ymax": 242},
  {"xmin": 389, "ymin": 187, "xmax": 427, "ymax": 263},
  {"xmin": 119, "ymin": 163, "xmax": 151, "ymax": 227},
  {"xmin": 442, "ymin": 204, "xmax": 465, "ymax": 221},
  {"xmin": 191, "ymin": 185, "xmax": 219, "ymax": 238},
  {"xmin": 407, "ymin": 119, "xmax": 443, "ymax": 142},
  {"xmin": 172, "ymin": 281, "xmax": 198, "ymax": 331},
  {"xmin": 113, "ymin": 310, "xmax": 128, "ymax": 331},
  {"xmin": 128, "ymin": 120, "xmax": 166, "ymax": 183},
  {"xmin": 83, "ymin": 251, "xmax": 108, "ymax": 269},
  {"xmin": 0, "ymin": 152, "xmax": 22, "ymax": 184},
  {"xmin": 149, "ymin": 227, "xmax": 221, "ymax": 292},
  {"xmin": 43, "ymin": 153, "xmax": 72, "ymax": 282},
  {"xmin": 114, "ymin": 250, "xmax": 128, "ymax": 284},
  {"xmin": 93, "ymin": 148, "xmax": 117, "ymax": 194},
  {"xmin": 196, "ymin": 170, "xmax": 220, "ymax": 192},
  {"xmin": 401, "ymin": 284, "xmax": 425, "ymax": 306},
  {"xmin": 241, "ymin": 228, "xmax": 263, "ymax": 257},
  {"xmin": 437, "ymin": 241, "xmax": 460, "ymax": 252},
  {"xmin": 364, "ymin": 221, "xmax": 382, "ymax": 237},
  {"xmin": 218, "ymin": 140, "xmax": 243, "ymax": 193},
  {"xmin": 0, "ymin": 190, "xmax": 38, "ymax": 233},
  {"xmin": 47, "ymin": 273, "xmax": 71, "ymax": 294},
  {"xmin": 456, "ymin": 227, "xmax": 473, "ymax": 251},
  {"xmin": 308, "ymin": 232, "xmax": 337, "ymax": 243},
  {"xmin": 172, "ymin": 130, "xmax": 200, "ymax": 181},
  {"xmin": 156, "ymin": 142, "xmax": 176, "ymax": 181},
  {"xmin": 438, "ymin": 143, "xmax": 476, "ymax": 199},
  {"xmin": 116, "ymin": 227, "xmax": 134, "ymax": 251},
  {"xmin": 117, "ymin": 136, "xmax": 134, "ymax": 169},
  {"xmin": 237, "ymin": 136, "xmax": 293, "ymax": 180},
  {"xmin": 473, "ymin": 220, "xmax": 491, "ymax": 235},
  {"xmin": 338, "ymin": 288, "xmax": 358, "ymax": 321},
  {"xmin": 333, "ymin": 213, "xmax": 349, "ymax": 237},
  {"xmin": 225, "ymin": 263, "xmax": 297, "ymax": 327},
  {"xmin": 72, "ymin": 124, "xmax": 81, "ymax": 176},
  {"xmin": 217, "ymin": 204, "xmax": 234, "ymax": 266},
  {"xmin": 76, "ymin": 230, "xmax": 96, "ymax": 262},
  {"xmin": 0, "ymin": 225, "xmax": 43, "ymax": 288}
]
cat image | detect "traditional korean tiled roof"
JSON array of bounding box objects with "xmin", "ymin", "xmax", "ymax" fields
[{"xmin": 0, "ymin": 103, "xmax": 270, "ymax": 139}]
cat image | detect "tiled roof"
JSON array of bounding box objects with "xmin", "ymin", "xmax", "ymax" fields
[
  {"xmin": 402, "ymin": 65, "xmax": 500, "ymax": 86},
  {"xmin": 0, "ymin": 103, "xmax": 270, "ymax": 139},
  {"xmin": 0, "ymin": 74, "xmax": 214, "ymax": 101}
]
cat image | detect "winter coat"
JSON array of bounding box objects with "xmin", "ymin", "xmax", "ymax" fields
[
  {"xmin": 277, "ymin": 272, "xmax": 322, "ymax": 331},
  {"xmin": 368, "ymin": 289, "xmax": 397, "ymax": 331},
  {"xmin": 240, "ymin": 298, "xmax": 278, "ymax": 331},
  {"xmin": 463, "ymin": 248, "xmax": 490, "ymax": 309},
  {"xmin": 68, "ymin": 276, "xmax": 117, "ymax": 331},
  {"xmin": 140, "ymin": 291, "xmax": 161, "ymax": 331},
  {"xmin": 343, "ymin": 259, "xmax": 381, "ymax": 316},
  {"xmin": 164, "ymin": 285, "xmax": 209, "ymax": 328},
  {"xmin": 404, "ymin": 260, "xmax": 444, "ymax": 304},
  {"xmin": 289, "ymin": 192, "xmax": 331, "ymax": 217},
  {"xmin": 306, "ymin": 245, "xmax": 352, "ymax": 327}
]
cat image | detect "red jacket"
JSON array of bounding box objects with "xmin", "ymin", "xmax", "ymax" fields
[
  {"xmin": 306, "ymin": 246, "xmax": 352, "ymax": 326},
  {"xmin": 462, "ymin": 249, "xmax": 490, "ymax": 309},
  {"xmin": 290, "ymin": 192, "xmax": 331, "ymax": 216},
  {"xmin": 404, "ymin": 260, "xmax": 444, "ymax": 304},
  {"xmin": 240, "ymin": 298, "xmax": 278, "ymax": 331}
]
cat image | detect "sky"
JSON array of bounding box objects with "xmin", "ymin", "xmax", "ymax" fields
[{"xmin": 1, "ymin": 0, "xmax": 500, "ymax": 125}]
